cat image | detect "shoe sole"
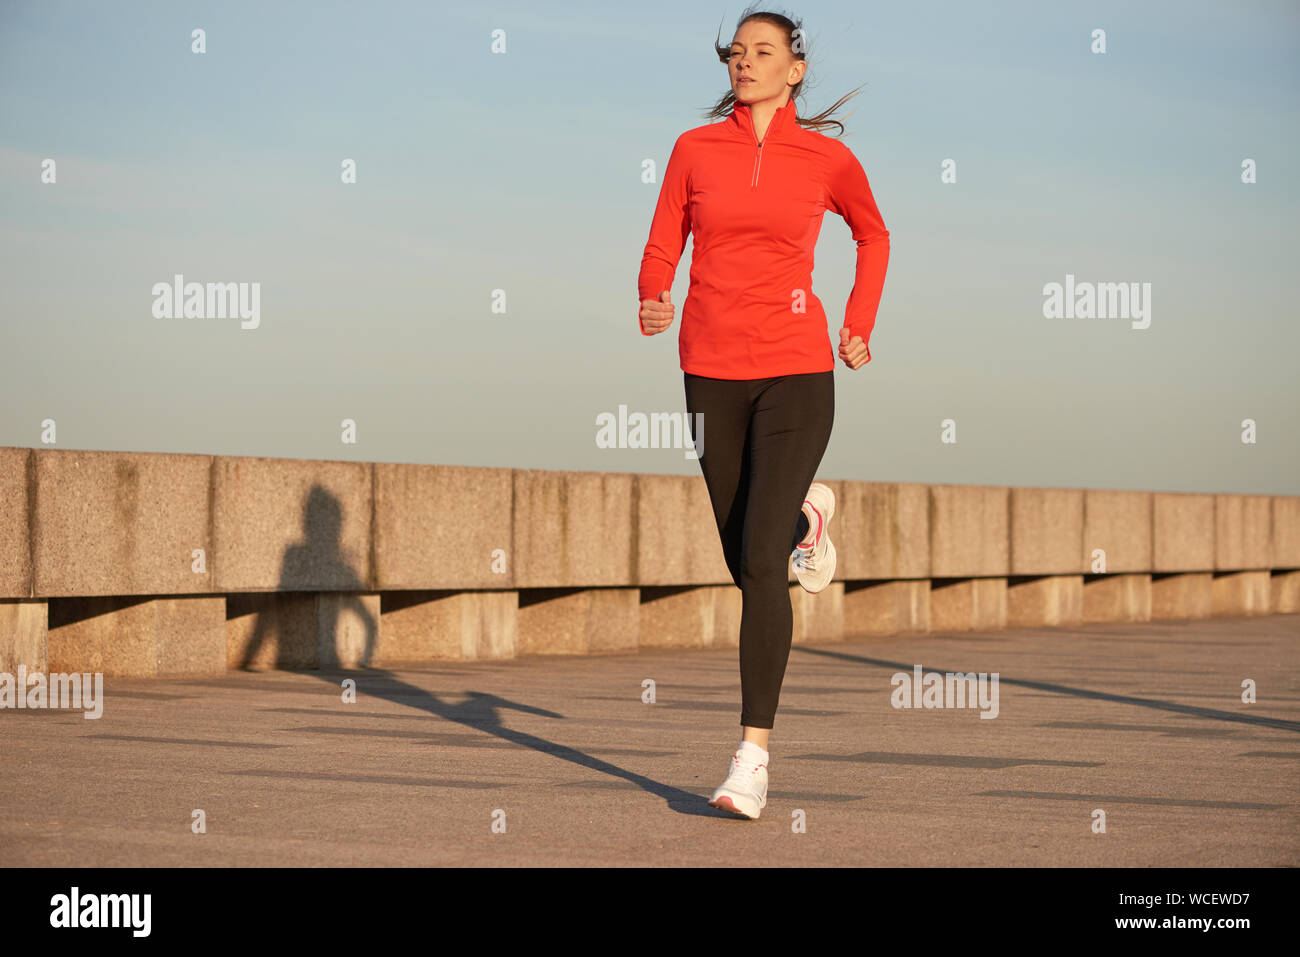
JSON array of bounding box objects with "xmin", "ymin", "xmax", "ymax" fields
[{"xmin": 708, "ymin": 794, "xmax": 761, "ymax": 819}]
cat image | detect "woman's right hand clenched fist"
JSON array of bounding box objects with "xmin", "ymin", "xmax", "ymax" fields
[{"xmin": 639, "ymin": 290, "xmax": 674, "ymax": 335}]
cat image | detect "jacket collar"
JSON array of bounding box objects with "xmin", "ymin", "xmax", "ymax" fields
[{"xmin": 729, "ymin": 96, "xmax": 798, "ymax": 144}]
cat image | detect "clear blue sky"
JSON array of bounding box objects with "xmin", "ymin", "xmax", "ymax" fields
[{"xmin": 2, "ymin": 0, "xmax": 1296, "ymax": 493}]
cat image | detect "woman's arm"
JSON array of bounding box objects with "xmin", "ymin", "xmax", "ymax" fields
[
  {"xmin": 637, "ymin": 134, "xmax": 692, "ymax": 335},
  {"xmin": 824, "ymin": 140, "xmax": 890, "ymax": 362}
]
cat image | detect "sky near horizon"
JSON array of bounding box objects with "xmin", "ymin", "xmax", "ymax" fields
[{"xmin": 1, "ymin": 0, "xmax": 1297, "ymax": 494}]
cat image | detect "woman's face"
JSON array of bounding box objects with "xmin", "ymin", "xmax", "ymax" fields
[{"xmin": 728, "ymin": 20, "xmax": 803, "ymax": 104}]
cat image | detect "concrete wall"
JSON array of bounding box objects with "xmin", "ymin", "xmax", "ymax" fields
[{"xmin": 0, "ymin": 446, "xmax": 1295, "ymax": 675}]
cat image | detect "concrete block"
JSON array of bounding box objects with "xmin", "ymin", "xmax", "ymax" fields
[
  {"xmin": 1271, "ymin": 570, "xmax": 1300, "ymax": 613},
  {"xmin": 374, "ymin": 463, "xmax": 513, "ymax": 589},
  {"xmin": 930, "ymin": 486, "xmax": 1009, "ymax": 577},
  {"xmin": 48, "ymin": 595, "xmax": 226, "ymax": 677},
  {"xmin": 0, "ymin": 448, "xmax": 31, "ymax": 598},
  {"xmin": 1011, "ymin": 487, "xmax": 1083, "ymax": 574},
  {"xmin": 1153, "ymin": 493, "xmax": 1214, "ymax": 572},
  {"xmin": 836, "ymin": 483, "xmax": 929, "ymax": 581},
  {"xmin": 1150, "ymin": 572, "xmax": 1213, "ymax": 620},
  {"xmin": 516, "ymin": 587, "xmax": 638, "ymax": 655},
  {"xmin": 638, "ymin": 585, "xmax": 740, "ymax": 649},
  {"xmin": 634, "ymin": 475, "xmax": 731, "ymax": 586},
  {"xmin": 227, "ymin": 593, "xmax": 318, "ymax": 670},
  {"xmin": 0, "ymin": 599, "xmax": 47, "ymax": 672},
  {"xmin": 1214, "ymin": 494, "xmax": 1272, "ymax": 570},
  {"xmin": 1083, "ymin": 490, "xmax": 1152, "ymax": 574},
  {"xmin": 34, "ymin": 449, "xmax": 213, "ymax": 597},
  {"xmin": 843, "ymin": 579, "xmax": 930, "ymax": 636},
  {"xmin": 213, "ymin": 456, "xmax": 372, "ymax": 592},
  {"xmin": 930, "ymin": 578, "xmax": 1007, "ymax": 632},
  {"xmin": 1210, "ymin": 571, "xmax": 1271, "ymax": 617},
  {"xmin": 317, "ymin": 592, "xmax": 381, "ymax": 668},
  {"xmin": 1273, "ymin": 497, "xmax": 1300, "ymax": 569},
  {"xmin": 380, "ymin": 589, "xmax": 517, "ymax": 661},
  {"xmin": 1007, "ymin": 575, "xmax": 1083, "ymax": 628},
  {"xmin": 513, "ymin": 470, "xmax": 633, "ymax": 588},
  {"xmin": 1082, "ymin": 574, "xmax": 1151, "ymax": 623},
  {"xmin": 791, "ymin": 582, "xmax": 844, "ymax": 645}
]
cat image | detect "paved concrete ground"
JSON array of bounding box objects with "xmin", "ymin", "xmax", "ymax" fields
[{"xmin": 2, "ymin": 614, "xmax": 1297, "ymax": 866}]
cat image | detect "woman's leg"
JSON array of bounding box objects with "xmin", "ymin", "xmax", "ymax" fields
[
  {"xmin": 735, "ymin": 371, "xmax": 835, "ymax": 733},
  {"xmin": 684, "ymin": 373, "xmax": 775, "ymax": 757}
]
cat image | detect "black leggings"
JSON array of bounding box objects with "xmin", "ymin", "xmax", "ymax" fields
[{"xmin": 684, "ymin": 370, "xmax": 835, "ymax": 730}]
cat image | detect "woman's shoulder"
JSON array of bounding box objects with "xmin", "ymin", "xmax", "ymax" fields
[
  {"xmin": 792, "ymin": 119, "xmax": 854, "ymax": 151},
  {"xmin": 659, "ymin": 119, "xmax": 729, "ymax": 167},
  {"xmin": 799, "ymin": 126, "xmax": 864, "ymax": 175},
  {"xmin": 676, "ymin": 115, "xmax": 731, "ymax": 144}
]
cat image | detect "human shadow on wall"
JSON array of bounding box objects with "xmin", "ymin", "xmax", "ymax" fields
[
  {"xmin": 234, "ymin": 483, "xmax": 723, "ymax": 817},
  {"xmin": 235, "ymin": 484, "xmax": 377, "ymax": 670}
]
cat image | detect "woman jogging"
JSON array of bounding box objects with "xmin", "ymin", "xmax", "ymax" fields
[{"xmin": 637, "ymin": 6, "xmax": 890, "ymax": 819}]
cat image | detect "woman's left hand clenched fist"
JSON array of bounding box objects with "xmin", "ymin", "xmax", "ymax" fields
[{"xmin": 838, "ymin": 327, "xmax": 869, "ymax": 370}]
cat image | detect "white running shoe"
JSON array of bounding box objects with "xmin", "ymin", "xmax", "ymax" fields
[
  {"xmin": 791, "ymin": 481, "xmax": 836, "ymax": 594},
  {"xmin": 708, "ymin": 746, "xmax": 768, "ymax": 819}
]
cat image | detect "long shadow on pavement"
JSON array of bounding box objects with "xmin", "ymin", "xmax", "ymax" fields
[
  {"xmin": 300, "ymin": 666, "xmax": 738, "ymax": 818},
  {"xmin": 793, "ymin": 646, "xmax": 1300, "ymax": 733}
]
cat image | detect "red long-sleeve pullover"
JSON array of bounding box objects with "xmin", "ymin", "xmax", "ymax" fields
[{"xmin": 637, "ymin": 97, "xmax": 890, "ymax": 379}]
